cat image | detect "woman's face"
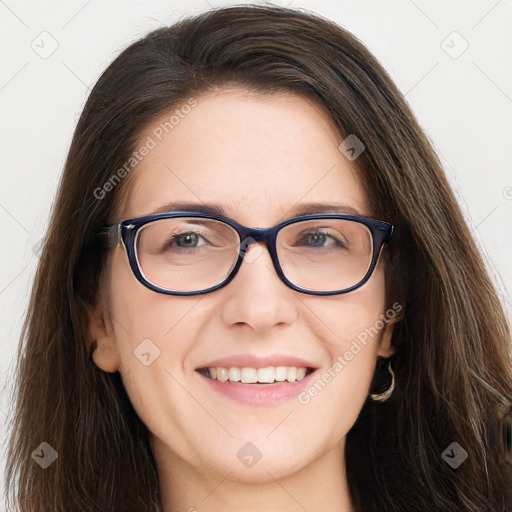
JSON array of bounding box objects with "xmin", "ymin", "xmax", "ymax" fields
[{"xmin": 90, "ymin": 87, "xmax": 394, "ymax": 486}]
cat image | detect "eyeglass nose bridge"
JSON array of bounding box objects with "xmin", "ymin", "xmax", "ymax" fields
[
  {"xmin": 236, "ymin": 226, "xmax": 280, "ymax": 264},
  {"xmin": 230, "ymin": 224, "xmax": 292, "ymax": 291}
]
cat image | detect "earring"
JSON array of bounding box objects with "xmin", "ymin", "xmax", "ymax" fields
[{"xmin": 370, "ymin": 358, "xmax": 395, "ymax": 402}]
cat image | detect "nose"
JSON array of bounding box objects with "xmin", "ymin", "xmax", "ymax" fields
[{"xmin": 220, "ymin": 241, "xmax": 298, "ymax": 332}]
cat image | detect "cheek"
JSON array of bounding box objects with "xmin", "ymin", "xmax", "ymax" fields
[
  {"xmin": 105, "ymin": 252, "xmax": 201, "ymax": 417},
  {"xmin": 312, "ymin": 259, "xmax": 387, "ymax": 352},
  {"xmin": 295, "ymin": 264, "xmax": 387, "ymax": 429},
  {"xmin": 107, "ymin": 247, "xmax": 201, "ymax": 349},
  {"xmin": 108, "ymin": 290, "xmax": 208, "ymax": 458}
]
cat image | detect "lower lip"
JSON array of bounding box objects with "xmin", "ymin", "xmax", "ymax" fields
[{"xmin": 196, "ymin": 370, "xmax": 317, "ymax": 404}]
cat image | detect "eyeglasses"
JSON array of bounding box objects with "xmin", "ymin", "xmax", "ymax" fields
[{"xmin": 96, "ymin": 211, "xmax": 393, "ymax": 296}]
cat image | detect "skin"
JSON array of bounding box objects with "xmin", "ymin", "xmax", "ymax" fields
[{"xmin": 89, "ymin": 87, "xmax": 396, "ymax": 512}]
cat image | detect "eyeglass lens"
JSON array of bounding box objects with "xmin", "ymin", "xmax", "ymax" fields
[{"xmin": 134, "ymin": 217, "xmax": 374, "ymax": 293}]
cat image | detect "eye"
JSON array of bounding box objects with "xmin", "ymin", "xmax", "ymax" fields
[
  {"xmin": 167, "ymin": 231, "xmax": 210, "ymax": 249},
  {"xmin": 172, "ymin": 232, "xmax": 204, "ymax": 247},
  {"xmin": 298, "ymin": 230, "xmax": 347, "ymax": 248}
]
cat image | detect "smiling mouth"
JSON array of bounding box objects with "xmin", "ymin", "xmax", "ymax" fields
[{"xmin": 197, "ymin": 366, "xmax": 315, "ymax": 384}]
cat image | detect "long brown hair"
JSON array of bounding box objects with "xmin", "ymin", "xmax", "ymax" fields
[{"xmin": 5, "ymin": 5, "xmax": 512, "ymax": 511}]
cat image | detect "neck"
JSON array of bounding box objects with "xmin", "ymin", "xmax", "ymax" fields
[{"xmin": 152, "ymin": 435, "xmax": 355, "ymax": 512}]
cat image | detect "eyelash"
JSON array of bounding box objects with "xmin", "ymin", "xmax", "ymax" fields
[{"xmin": 166, "ymin": 229, "xmax": 346, "ymax": 250}]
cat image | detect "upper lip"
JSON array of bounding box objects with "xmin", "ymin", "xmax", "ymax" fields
[{"xmin": 197, "ymin": 354, "xmax": 319, "ymax": 370}]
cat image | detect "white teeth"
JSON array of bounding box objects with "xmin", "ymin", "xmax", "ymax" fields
[
  {"xmin": 216, "ymin": 367, "xmax": 228, "ymax": 382},
  {"xmin": 296, "ymin": 367, "xmax": 306, "ymax": 380},
  {"xmin": 202, "ymin": 366, "xmax": 310, "ymax": 384},
  {"xmin": 286, "ymin": 367, "xmax": 297, "ymax": 382},
  {"xmin": 240, "ymin": 367, "xmax": 257, "ymax": 383},
  {"xmin": 257, "ymin": 367, "xmax": 275, "ymax": 383},
  {"xmin": 275, "ymin": 367, "xmax": 287, "ymax": 381},
  {"xmin": 228, "ymin": 367, "xmax": 240, "ymax": 382}
]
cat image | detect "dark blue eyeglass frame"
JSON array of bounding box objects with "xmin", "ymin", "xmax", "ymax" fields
[{"xmin": 97, "ymin": 210, "xmax": 394, "ymax": 296}]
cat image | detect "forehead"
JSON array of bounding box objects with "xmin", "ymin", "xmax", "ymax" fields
[{"xmin": 120, "ymin": 88, "xmax": 370, "ymax": 225}]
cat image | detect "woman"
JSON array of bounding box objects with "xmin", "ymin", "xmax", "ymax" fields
[{"xmin": 5, "ymin": 4, "xmax": 512, "ymax": 511}]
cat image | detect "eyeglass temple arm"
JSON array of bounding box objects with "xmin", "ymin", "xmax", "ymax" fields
[{"xmin": 95, "ymin": 224, "xmax": 121, "ymax": 251}]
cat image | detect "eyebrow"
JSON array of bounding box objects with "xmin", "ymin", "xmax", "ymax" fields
[{"xmin": 151, "ymin": 201, "xmax": 361, "ymax": 217}]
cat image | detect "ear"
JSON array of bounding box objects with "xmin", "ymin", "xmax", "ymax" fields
[
  {"xmin": 377, "ymin": 313, "xmax": 401, "ymax": 359},
  {"xmin": 378, "ymin": 248, "xmax": 402, "ymax": 359},
  {"xmin": 87, "ymin": 298, "xmax": 120, "ymax": 373}
]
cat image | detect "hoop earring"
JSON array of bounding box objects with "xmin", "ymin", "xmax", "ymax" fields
[{"xmin": 370, "ymin": 359, "xmax": 395, "ymax": 402}]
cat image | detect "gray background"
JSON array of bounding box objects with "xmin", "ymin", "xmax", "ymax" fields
[{"xmin": 1, "ymin": 0, "xmax": 512, "ymax": 508}]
